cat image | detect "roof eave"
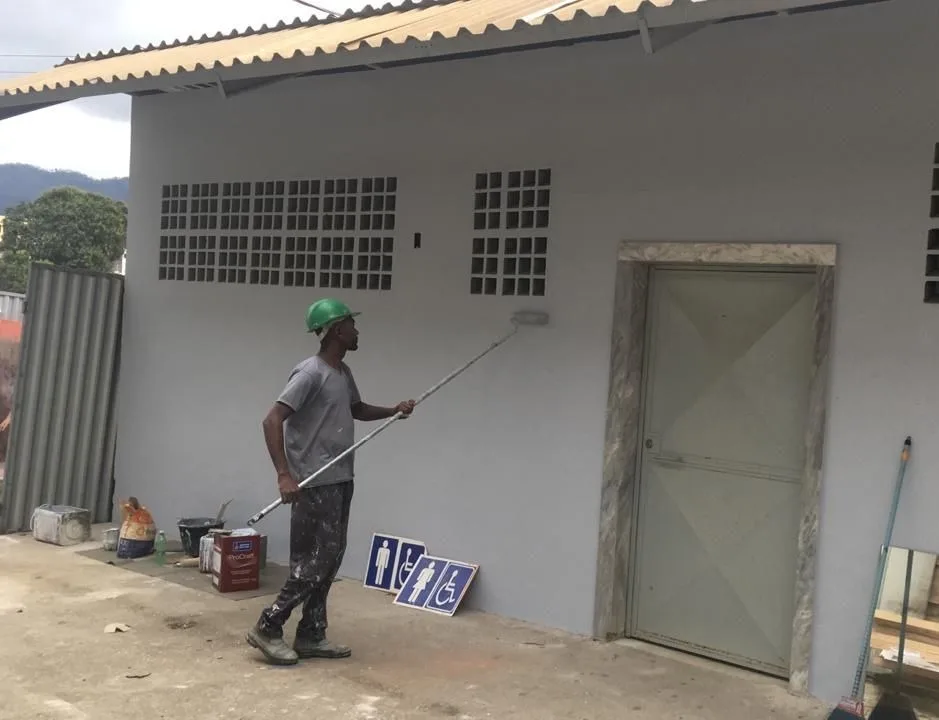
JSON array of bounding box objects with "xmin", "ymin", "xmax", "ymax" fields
[{"xmin": 0, "ymin": 0, "xmax": 889, "ymax": 117}]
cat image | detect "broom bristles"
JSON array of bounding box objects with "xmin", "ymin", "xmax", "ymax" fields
[
  {"xmin": 868, "ymin": 689, "xmax": 917, "ymax": 720},
  {"xmin": 826, "ymin": 697, "xmax": 864, "ymax": 720}
]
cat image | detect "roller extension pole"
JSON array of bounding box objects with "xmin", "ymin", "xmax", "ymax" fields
[{"xmin": 246, "ymin": 311, "xmax": 549, "ymax": 526}]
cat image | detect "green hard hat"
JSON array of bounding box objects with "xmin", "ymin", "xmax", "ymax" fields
[{"xmin": 305, "ymin": 298, "xmax": 360, "ymax": 334}]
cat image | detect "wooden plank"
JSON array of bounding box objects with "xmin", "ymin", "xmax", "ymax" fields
[
  {"xmin": 870, "ymin": 629, "xmax": 939, "ymax": 666},
  {"xmin": 875, "ymin": 610, "xmax": 939, "ymax": 645},
  {"xmin": 871, "ymin": 655, "xmax": 939, "ymax": 690}
]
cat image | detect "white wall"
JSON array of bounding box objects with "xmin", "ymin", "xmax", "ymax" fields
[
  {"xmin": 880, "ymin": 547, "xmax": 936, "ymax": 619},
  {"xmin": 116, "ymin": 0, "xmax": 939, "ymax": 703}
]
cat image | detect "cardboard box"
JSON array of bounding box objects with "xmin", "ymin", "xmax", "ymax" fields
[{"xmin": 212, "ymin": 533, "xmax": 260, "ymax": 593}]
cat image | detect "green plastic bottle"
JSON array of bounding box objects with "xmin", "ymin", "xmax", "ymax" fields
[{"xmin": 154, "ymin": 530, "xmax": 166, "ymax": 565}]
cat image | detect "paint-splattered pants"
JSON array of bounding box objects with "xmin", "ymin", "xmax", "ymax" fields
[{"xmin": 257, "ymin": 481, "xmax": 354, "ymax": 640}]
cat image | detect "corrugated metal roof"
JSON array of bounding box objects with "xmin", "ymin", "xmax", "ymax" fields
[
  {"xmin": 0, "ymin": 0, "xmax": 662, "ymax": 97},
  {"xmin": 0, "ymin": 0, "xmax": 876, "ymax": 100},
  {"xmin": 0, "ymin": 0, "xmax": 736, "ymax": 95}
]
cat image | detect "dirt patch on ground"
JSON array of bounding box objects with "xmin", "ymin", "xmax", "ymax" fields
[{"xmin": 164, "ymin": 616, "xmax": 198, "ymax": 630}]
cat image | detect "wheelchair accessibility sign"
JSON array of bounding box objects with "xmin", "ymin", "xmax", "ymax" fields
[
  {"xmin": 393, "ymin": 553, "xmax": 479, "ymax": 617},
  {"xmin": 363, "ymin": 532, "xmax": 427, "ymax": 594}
]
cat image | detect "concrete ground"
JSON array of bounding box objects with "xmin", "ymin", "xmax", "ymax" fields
[{"xmin": 0, "ymin": 532, "xmax": 846, "ymax": 720}]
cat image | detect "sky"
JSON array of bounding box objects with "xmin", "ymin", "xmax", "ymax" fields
[{"xmin": 0, "ymin": 0, "xmax": 371, "ymax": 179}]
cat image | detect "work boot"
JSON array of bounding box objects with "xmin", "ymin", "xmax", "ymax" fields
[
  {"xmin": 293, "ymin": 633, "xmax": 352, "ymax": 659},
  {"xmin": 245, "ymin": 621, "xmax": 299, "ymax": 665}
]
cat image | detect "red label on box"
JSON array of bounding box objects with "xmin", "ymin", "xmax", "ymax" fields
[{"xmin": 212, "ymin": 534, "xmax": 260, "ymax": 593}]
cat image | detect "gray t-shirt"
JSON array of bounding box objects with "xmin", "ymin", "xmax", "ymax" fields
[{"xmin": 277, "ymin": 355, "xmax": 361, "ymax": 488}]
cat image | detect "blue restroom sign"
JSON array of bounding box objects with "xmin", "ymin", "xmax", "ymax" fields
[
  {"xmin": 423, "ymin": 561, "xmax": 478, "ymax": 616},
  {"xmin": 393, "ymin": 541, "xmax": 426, "ymax": 591},
  {"xmin": 363, "ymin": 532, "xmax": 426, "ymax": 593},
  {"xmin": 393, "ymin": 553, "xmax": 479, "ymax": 617}
]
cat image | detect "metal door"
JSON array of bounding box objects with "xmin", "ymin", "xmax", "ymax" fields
[{"xmin": 631, "ymin": 267, "xmax": 815, "ymax": 676}]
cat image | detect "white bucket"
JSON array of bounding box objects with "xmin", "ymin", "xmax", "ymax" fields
[
  {"xmin": 102, "ymin": 527, "xmax": 120, "ymax": 551},
  {"xmin": 199, "ymin": 529, "xmax": 231, "ymax": 573},
  {"xmin": 199, "ymin": 533, "xmax": 215, "ymax": 573}
]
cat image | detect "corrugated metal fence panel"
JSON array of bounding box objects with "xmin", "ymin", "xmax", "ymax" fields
[
  {"xmin": 0, "ymin": 264, "xmax": 123, "ymax": 532},
  {"xmin": 0, "ymin": 291, "xmax": 25, "ymax": 321}
]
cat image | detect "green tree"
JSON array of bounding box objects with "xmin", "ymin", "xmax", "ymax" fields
[
  {"xmin": 0, "ymin": 249, "xmax": 33, "ymax": 295},
  {"xmin": 0, "ymin": 186, "xmax": 126, "ymax": 293}
]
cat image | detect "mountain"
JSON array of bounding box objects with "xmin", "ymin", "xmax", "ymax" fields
[{"xmin": 0, "ymin": 163, "xmax": 128, "ymax": 214}]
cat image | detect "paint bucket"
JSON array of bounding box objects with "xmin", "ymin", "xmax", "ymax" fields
[
  {"xmin": 102, "ymin": 527, "xmax": 120, "ymax": 551},
  {"xmin": 212, "ymin": 533, "xmax": 261, "ymax": 593},
  {"xmin": 199, "ymin": 529, "xmax": 229, "ymax": 573},
  {"xmin": 231, "ymin": 528, "xmax": 268, "ymax": 570},
  {"xmin": 177, "ymin": 517, "xmax": 225, "ymax": 557}
]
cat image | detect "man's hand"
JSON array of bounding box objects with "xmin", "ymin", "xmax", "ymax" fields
[
  {"xmin": 353, "ymin": 401, "xmax": 416, "ymax": 422},
  {"xmin": 277, "ymin": 471, "xmax": 301, "ymax": 504},
  {"xmin": 395, "ymin": 400, "xmax": 416, "ymax": 418}
]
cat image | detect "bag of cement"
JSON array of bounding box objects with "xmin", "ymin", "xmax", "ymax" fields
[{"xmin": 116, "ymin": 497, "xmax": 156, "ymax": 559}]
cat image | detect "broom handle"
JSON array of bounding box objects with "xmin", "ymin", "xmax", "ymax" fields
[
  {"xmin": 849, "ymin": 436, "xmax": 912, "ymax": 699},
  {"xmin": 897, "ymin": 548, "xmax": 914, "ymax": 682},
  {"xmin": 246, "ymin": 325, "xmax": 520, "ymax": 526}
]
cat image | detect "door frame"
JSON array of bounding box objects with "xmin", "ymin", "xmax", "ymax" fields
[{"xmin": 592, "ymin": 242, "xmax": 837, "ymax": 695}]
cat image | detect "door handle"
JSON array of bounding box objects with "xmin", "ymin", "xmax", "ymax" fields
[{"xmin": 651, "ymin": 453, "xmax": 687, "ymax": 466}]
